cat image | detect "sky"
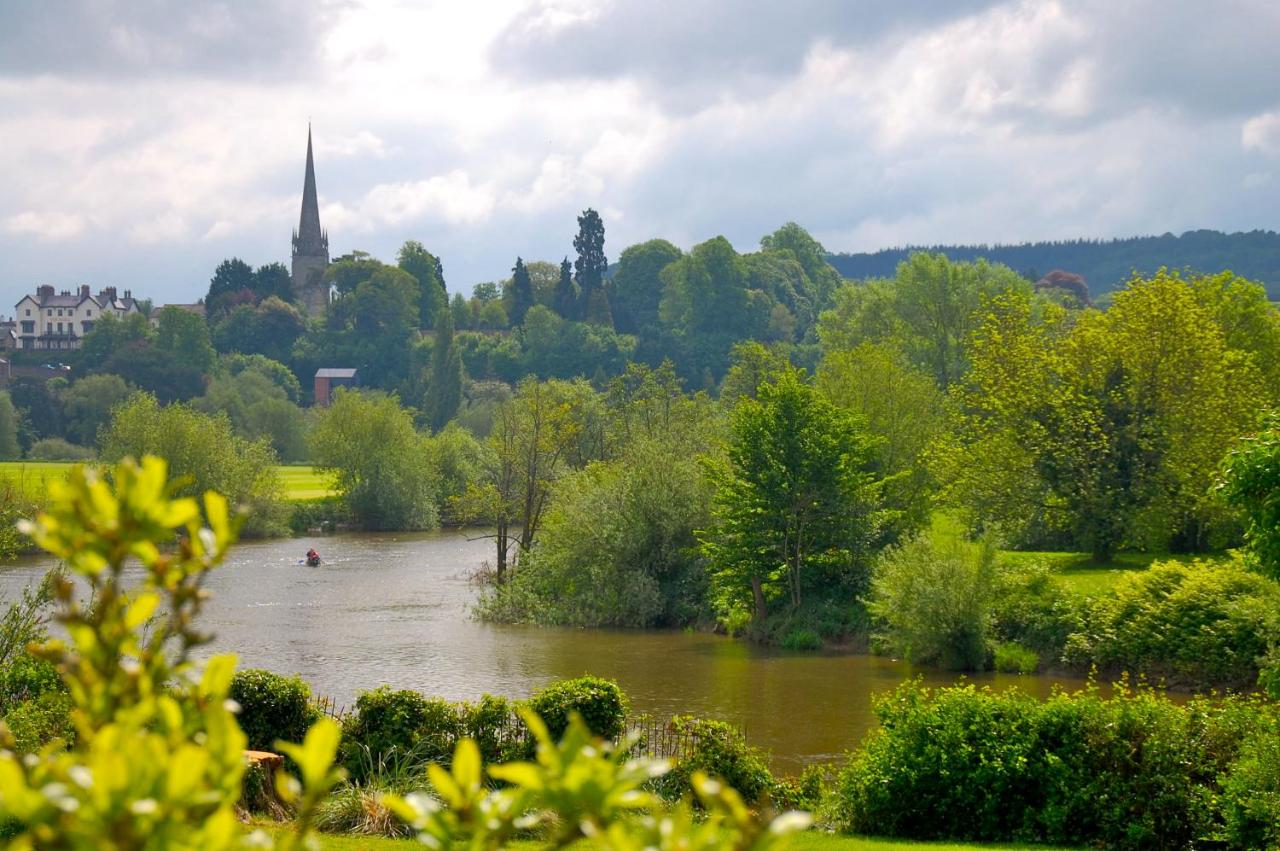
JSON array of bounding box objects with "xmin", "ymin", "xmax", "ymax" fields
[{"xmin": 1, "ymin": 0, "xmax": 1279, "ymax": 308}]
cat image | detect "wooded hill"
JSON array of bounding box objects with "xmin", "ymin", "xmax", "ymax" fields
[{"xmin": 828, "ymin": 229, "xmax": 1280, "ymax": 297}]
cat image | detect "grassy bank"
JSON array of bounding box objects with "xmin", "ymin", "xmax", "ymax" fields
[
  {"xmin": 272, "ymin": 827, "xmax": 1069, "ymax": 851},
  {"xmin": 0, "ymin": 460, "xmax": 337, "ymax": 503}
]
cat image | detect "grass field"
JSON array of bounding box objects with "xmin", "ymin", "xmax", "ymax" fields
[
  {"xmin": 997, "ymin": 549, "xmax": 1208, "ymax": 595},
  {"xmin": 0, "ymin": 461, "xmax": 338, "ymax": 503},
  {"xmin": 270, "ymin": 828, "xmax": 1068, "ymax": 851}
]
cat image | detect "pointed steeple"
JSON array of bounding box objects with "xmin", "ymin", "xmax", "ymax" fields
[{"xmin": 294, "ymin": 124, "xmax": 328, "ymax": 256}]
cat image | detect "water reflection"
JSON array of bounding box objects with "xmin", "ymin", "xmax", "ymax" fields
[{"xmin": 0, "ymin": 530, "xmax": 1097, "ymax": 772}]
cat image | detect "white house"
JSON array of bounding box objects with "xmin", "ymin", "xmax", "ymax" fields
[{"xmin": 15, "ymin": 285, "xmax": 141, "ymax": 351}]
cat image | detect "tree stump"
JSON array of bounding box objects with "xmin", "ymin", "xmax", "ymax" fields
[{"xmin": 239, "ymin": 750, "xmax": 290, "ymax": 821}]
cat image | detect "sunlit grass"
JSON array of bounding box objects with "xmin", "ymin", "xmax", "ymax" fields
[{"xmin": 0, "ymin": 461, "xmax": 337, "ymax": 503}]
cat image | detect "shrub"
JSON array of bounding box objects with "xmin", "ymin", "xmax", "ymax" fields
[
  {"xmin": 1221, "ymin": 723, "xmax": 1280, "ymax": 850},
  {"xmin": 527, "ymin": 675, "xmax": 628, "ymax": 742},
  {"xmin": 288, "ymin": 497, "xmax": 349, "ymax": 535},
  {"xmin": 992, "ymin": 642, "xmax": 1038, "ymax": 674},
  {"xmin": 230, "ymin": 668, "xmax": 319, "ymax": 752},
  {"xmin": 2, "ymin": 691, "xmax": 73, "ymax": 753},
  {"xmin": 868, "ymin": 534, "xmax": 996, "ymax": 670},
  {"xmin": 989, "ymin": 560, "xmax": 1079, "ymax": 661},
  {"xmin": 26, "ymin": 437, "xmax": 94, "ymax": 461},
  {"xmin": 780, "ymin": 628, "xmax": 822, "ymax": 651},
  {"xmin": 770, "ymin": 764, "xmax": 826, "ymax": 812},
  {"xmin": 0, "ymin": 653, "xmax": 62, "ymax": 711},
  {"xmin": 653, "ymin": 716, "xmax": 774, "ymax": 805},
  {"xmin": 340, "ymin": 687, "xmax": 433, "ymax": 780},
  {"xmin": 832, "ymin": 680, "xmax": 1270, "ymax": 849},
  {"xmin": 1064, "ymin": 557, "xmax": 1280, "ymax": 689}
]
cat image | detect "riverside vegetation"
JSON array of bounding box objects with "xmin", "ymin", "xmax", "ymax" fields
[{"xmin": 0, "ymin": 462, "xmax": 1277, "ymax": 848}]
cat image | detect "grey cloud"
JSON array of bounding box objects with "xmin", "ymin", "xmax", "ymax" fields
[
  {"xmin": 491, "ymin": 0, "xmax": 1003, "ymax": 108},
  {"xmin": 0, "ymin": 0, "xmax": 340, "ymax": 79}
]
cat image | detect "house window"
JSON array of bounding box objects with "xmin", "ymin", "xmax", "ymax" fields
[
  {"xmin": 23, "ymin": 309, "xmax": 29, "ymax": 317},
  {"xmin": 57, "ymin": 309, "xmax": 63, "ymax": 317},
  {"xmin": 57, "ymin": 322, "xmax": 63, "ymax": 334},
  {"xmin": 86, "ymin": 310, "xmax": 92, "ymax": 317}
]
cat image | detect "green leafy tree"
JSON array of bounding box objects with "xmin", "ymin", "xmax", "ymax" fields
[
  {"xmin": 253, "ymin": 261, "xmax": 295, "ymax": 303},
  {"xmin": 99, "ymin": 392, "xmax": 286, "ymax": 536},
  {"xmin": 102, "ymin": 342, "xmax": 205, "ymax": 404},
  {"xmin": 9, "ymin": 379, "xmax": 66, "ymax": 451},
  {"xmin": 310, "ymin": 389, "xmax": 438, "ymax": 531},
  {"xmin": 317, "ymin": 263, "xmax": 422, "ymax": 391},
  {"xmin": 424, "ymin": 309, "xmax": 464, "ymax": 433},
  {"xmin": 398, "ymin": 240, "xmax": 448, "ymax": 330},
  {"xmin": 155, "ymin": 305, "xmax": 216, "ymax": 375},
  {"xmin": 78, "ymin": 311, "xmax": 153, "ymax": 373},
  {"xmin": 759, "ymin": 222, "xmax": 843, "ymax": 311},
  {"xmin": 0, "ymin": 392, "xmax": 19, "ymax": 459},
  {"xmin": 659, "ymin": 237, "xmax": 762, "ymax": 383},
  {"xmin": 609, "ymin": 239, "xmax": 682, "ymax": 335},
  {"xmin": 1222, "ymin": 412, "xmax": 1280, "ymax": 580},
  {"xmin": 818, "ymin": 253, "xmax": 1032, "ymax": 389},
  {"xmin": 204, "ymin": 257, "xmax": 257, "ymax": 321},
  {"xmin": 450, "ymin": 292, "xmax": 472, "ymax": 330},
  {"xmin": 193, "ymin": 367, "xmax": 309, "ymax": 463},
  {"xmin": 699, "ymin": 370, "xmax": 884, "ymax": 622},
  {"xmin": 0, "ymin": 457, "xmax": 343, "ymax": 851},
  {"xmin": 510, "ymin": 257, "xmax": 535, "ymax": 327},
  {"xmin": 60, "ymin": 373, "xmax": 132, "ymax": 446}
]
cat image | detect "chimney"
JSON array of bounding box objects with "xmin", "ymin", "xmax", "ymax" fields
[
  {"xmin": 79, "ymin": 284, "xmax": 90, "ymax": 299},
  {"xmin": 37, "ymin": 285, "xmax": 54, "ymax": 298},
  {"xmin": 103, "ymin": 286, "xmax": 117, "ymax": 301},
  {"xmin": 124, "ymin": 289, "xmax": 132, "ymax": 300}
]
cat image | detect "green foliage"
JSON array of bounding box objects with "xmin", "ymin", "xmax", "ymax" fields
[
  {"xmin": 526, "ymin": 675, "xmax": 629, "ymax": 742},
  {"xmin": 574, "ymin": 208, "xmax": 609, "ymax": 323},
  {"xmin": 155, "ymin": 305, "xmax": 216, "ymax": 375},
  {"xmin": 2, "ymin": 691, "xmax": 74, "ymax": 753},
  {"xmin": 508, "ymin": 256, "xmax": 535, "ymax": 327},
  {"xmin": 211, "ymin": 297, "xmax": 306, "ymax": 365},
  {"xmin": 423, "ymin": 308, "xmax": 463, "ymax": 433},
  {"xmin": 988, "ymin": 561, "xmax": 1079, "ymax": 662},
  {"xmin": 310, "ymin": 389, "xmax": 438, "ymax": 531},
  {"xmin": 1064, "ymin": 556, "xmax": 1280, "ymax": 689},
  {"xmin": 609, "ymin": 238, "xmax": 682, "ymax": 335},
  {"xmin": 1220, "ymin": 722, "xmax": 1280, "ymax": 850},
  {"xmin": 1222, "ymin": 411, "xmax": 1280, "ymax": 579},
  {"xmin": 0, "ymin": 457, "xmax": 344, "ymax": 851},
  {"xmin": 26, "ymin": 437, "xmax": 94, "ymax": 461},
  {"xmin": 779, "ymin": 628, "xmax": 822, "ymax": 651},
  {"xmin": 869, "ymin": 534, "xmax": 996, "ymax": 670},
  {"xmin": 230, "ymin": 668, "xmax": 319, "ymax": 753},
  {"xmin": 992, "ymin": 642, "xmax": 1039, "ymax": 674},
  {"xmin": 0, "ymin": 392, "xmax": 20, "ymax": 460},
  {"xmin": 832, "ymin": 680, "xmax": 1269, "ymax": 849},
  {"xmin": 385, "ymin": 711, "xmax": 809, "ymax": 851},
  {"xmin": 78, "ymin": 311, "xmax": 153, "ymax": 373},
  {"xmin": 397, "ymin": 240, "xmax": 448, "ymax": 331},
  {"xmin": 701, "ymin": 370, "xmax": 884, "ymax": 623},
  {"xmin": 311, "ymin": 260, "xmax": 422, "ymax": 392},
  {"xmin": 653, "ymin": 716, "xmax": 774, "ymax": 806},
  {"xmin": 99, "ymin": 392, "xmax": 287, "ymax": 536}
]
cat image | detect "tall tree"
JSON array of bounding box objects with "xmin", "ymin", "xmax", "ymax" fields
[
  {"xmin": 155, "ymin": 306, "xmax": 216, "ymax": 376},
  {"xmin": 699, "ymin": 369, "xmax": 884, "ymax": 622},
  {"xmin": 609, "ymin": 239, "xmax": 682, "ymax": 335},
  {"xmin": 252, "ymin": 262, "xmax": 295, "ymax": 304},
  {"xmin": 573, "ymin": 209, "xmax": 610, "ymax": 324},
  {"xmin": 0, "ymin": 392, "xmax": 19, "ymax": 460},
  {"xmin": 205, "ymin": 258, "xmax": 257, "ymax": 322},
  {"xmin": 397, "ymin": 240, "xmax": 448, "ymax": 330},
  {"xmin": 553, "ymin": 257, "xmax": 578, "ymax": 320},
  {"xmin": 424, "ymin": 308, "xmax": 463, "ymax": 433},
  {"xmin": 510, "ymin": 257, "xmax": 535, "ymax": 327}
]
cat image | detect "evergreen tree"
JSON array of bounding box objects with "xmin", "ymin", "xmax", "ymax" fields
[
  {"xmin": 553, "ymin": 257, "xmax": 578, "ymax": 319},
  {"xmin": 573, "ymin": 208, "xmax": 609, "ymax": 324},
  {"xmin": 510, "ymin": 257, "xmax": 535, "ymax": 327},
  {"xmin": 397, "ymin": 240, "xmax": 448, "ymax": 330},
  {"xmin": 425, "ymin": 308, "xmax": 463, "ymax": 433}
]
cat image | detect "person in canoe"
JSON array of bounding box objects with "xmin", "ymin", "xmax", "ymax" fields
[{"xmin": 305, "ymin": 548, "xmax": 321, "ymax": 567}]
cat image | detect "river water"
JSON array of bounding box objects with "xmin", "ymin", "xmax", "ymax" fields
[{"xmin": 0, "ymin": 530, "xmax": 1095, "ymax": 772}]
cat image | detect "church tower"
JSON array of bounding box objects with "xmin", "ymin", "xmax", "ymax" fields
[{"xmin": 291, "ymin": 125, "xmax": 330, "ymax": 317}]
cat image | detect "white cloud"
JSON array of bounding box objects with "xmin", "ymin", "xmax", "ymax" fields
[
  {"xmin": 1243, "ymin": 112, "xmax": 1280, "ymax": 154},
  {"xmin": 3, "ymin": 211, "xmax": 87, "ymax": 241}
]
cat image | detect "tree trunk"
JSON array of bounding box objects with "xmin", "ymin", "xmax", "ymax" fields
[
  {"xmin": 495, "ymin": 523, "xmax": 508, "ymax": 584},
  {"xmin": 752, "ymin": 575, "xmax": 768, "ymax": 622}
]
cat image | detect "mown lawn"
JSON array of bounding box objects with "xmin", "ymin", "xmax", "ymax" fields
[
  {"xmin": 270, "ymin": 828, "xmax": 1069, "ymax": 851},
  {"xmin": 997, "ymin": 549, "xmax": 1208, "ymax": 596},
  {"xmin": 0, "ymin": 461, "xmax": 337, "ymax": 502}
]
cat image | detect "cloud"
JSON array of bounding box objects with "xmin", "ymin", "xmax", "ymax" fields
[
  {"xmin": 0, "ymin": 0, "xmax": 337, "ymax": 79},
  {"xmin": 1244, "ymin": 112, "xmax": 1280, "ymax": 155},
  {"xmin": 3, "ymin": 211, "xmax": 87, "ymax": 241}
]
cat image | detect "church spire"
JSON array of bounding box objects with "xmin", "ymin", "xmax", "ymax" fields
[{"xmin": 294, "ymin": 123, "xmax": 327, "ymax": 255}]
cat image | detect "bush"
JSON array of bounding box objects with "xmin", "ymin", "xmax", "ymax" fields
[
  {"xmin": 989, "ymin": 560, "xmax": 1079, "ymax": 661},
  {"xmin": 1221, "ymin": 723, "xmax": 1280, "ymax": 850},
  {"xmin": 653, "ymin": 716, "xmax": 774, "ymax": 805},
  {"xmin": 339, "ymin": 688, "xmax": 433, "ymax": 780},
  {"xmin": 0, "ymin": 654, "xmax": 62, "ymax": 711},
  {"xmin": 832, "ymin": 680, "xmax": 1271, "ymax": 849},
  {"xmin": 780, "ymin": 628, "xmax": 822, "ymax": 651},
  {"xmin": 26, "ymin": 438, "xmax": 94, "ymax": 461},
  {"xmin": 230, "ymin": 668, "xmax": 318, "ymax": 752},
  {"xmin": 992, "ymin": 642, "xmax": 1038, "ymax": 674},
  {"xmin": 868, "ymin": 534, "xmax": 996, "ymax": 670},
  {"xmin": 1064, "ymin": 557, "xmax": 1280, "ymax": 689},
  {"xmin": 2, "ymin": 691, "xmax": 74, "ymax": 753},
  {"xmin": 526, "ymin": 675, "xmax": 629, "ymax": 742},
  {"xmin": 770, "ymin": 764, "xmax": 826, "ymax": 812}
]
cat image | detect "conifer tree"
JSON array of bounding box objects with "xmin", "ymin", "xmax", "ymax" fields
[
  {"xmin": 574, "ymin": 208, "xmax": 610, "ymax": 324},
  {"xmin": 510, "ymin": 256, "xmax": 535, "ymax": 327},
  {"xmin": 425, "ymin": 307, "xmax": 463, "ymax": 432},
  {"xmin": 553, "ymin": 257, "xmax": 578, "ymax": 319}
]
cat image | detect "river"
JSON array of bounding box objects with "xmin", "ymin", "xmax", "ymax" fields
[{"xmin": 0, "ymin": 529, "xmax": 1096, "ymax": 773}]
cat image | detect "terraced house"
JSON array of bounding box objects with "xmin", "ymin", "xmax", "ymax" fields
[{"xmin": 15, "ymin": 284, "xmax": 141, "ymax": 350}]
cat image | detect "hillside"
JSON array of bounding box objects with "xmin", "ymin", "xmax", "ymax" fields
[{"xmin": 827, "ymin": 229, "xmax": 1280, "ymax": 297}]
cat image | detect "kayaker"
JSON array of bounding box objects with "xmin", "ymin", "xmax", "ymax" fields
[{"xmin": 305, "ymin": 548, "xmax": 320, "ymax": 566}]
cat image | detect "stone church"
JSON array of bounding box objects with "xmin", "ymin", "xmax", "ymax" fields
[{"xmin": 291, "ymin": 126, "xmax": 330, "ymax": 317}]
